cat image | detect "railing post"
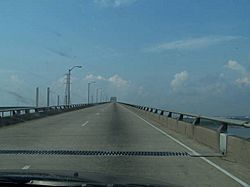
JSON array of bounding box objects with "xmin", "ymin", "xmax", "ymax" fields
[
  {"xmin": 25, "ymin": 109, "xmax": 30, "ymax": 114},
  {"xmin": 218, "ymin": 122, "xmax": 228, "ymax": 133},
  {"xmin": 192, "ymin": 117, "xmax": 200, "ymax": 125},
  {"xmin": 178, "ymin": 114, "xmax": 183, "ymax": 121},
  {"xmin": 218, "ymin": 122, "xmax": 228, "ymax": 155},
  {"xmin": 219, "ymin": 133, "xmax": 228, "ymax": 155}
]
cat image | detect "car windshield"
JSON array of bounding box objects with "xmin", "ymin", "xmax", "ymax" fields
[{"xmin": 0, "ymin": 1, "xmax": 250, "ymax": 187}]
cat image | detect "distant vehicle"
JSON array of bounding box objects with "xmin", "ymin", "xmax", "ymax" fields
[{"xmin": 110, "ymin": 97, "xmax": 117, "ymax": 103}]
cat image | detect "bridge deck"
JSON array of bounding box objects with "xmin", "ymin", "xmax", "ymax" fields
[{"xmin": 0, "ymin": 103, "xmax": 249, "ymax": 186}]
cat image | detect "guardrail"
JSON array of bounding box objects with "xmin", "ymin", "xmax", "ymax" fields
[
  {"xmin": 119, "ymin": 102, "xmax": 249, "ymax": 133},
  {"xmin": 0, "ymin": 104, "xmax": 84, "ymax": 117},
  {"xmin": 0, "ymin": 103, "xmax": 107, "ymax": 125},
  {"xmin": 120, "ymin": 102, "xmax": 250, "ymax": 156}
]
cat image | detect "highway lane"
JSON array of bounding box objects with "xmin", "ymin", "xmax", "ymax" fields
[{"xmin": 0, "ymin": 103, "xmax": 246, "ymax": 186}]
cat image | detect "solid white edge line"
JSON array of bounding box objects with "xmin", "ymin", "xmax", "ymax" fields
[
  {"xmin": 22, "ymin": 165, "xmax": 30, "ymax": 170},
  {"xmin": 121, "ymin": 105, "xmax": 249, "ymax": 187},
  {"xmin": 82, "ymin": 121, "xmax": 89, "ymax": 127}
]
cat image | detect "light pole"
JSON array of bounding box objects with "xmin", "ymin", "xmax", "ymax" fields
[
  {"xmin": 47, "ymin": 87, "xmax": 50, "ymax": 107},
  {"xmin": 96, "ymin": 88, "xmax": 102, "ymax": 103},
  {"xmin": 100, "ymin": 89, "xmax": 103, "ymax": 103},
  {"xmin": 88, "ymin": 81, "xmax": 96, "ymax": 104},
  {"xmin": 66, "ymin": 65, "xmax": 82, "ymax": 105},
  {"xmin": 35, "ymin": 87, "xmax": 39, "ymax": 107}
]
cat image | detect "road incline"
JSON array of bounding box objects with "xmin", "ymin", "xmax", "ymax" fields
[{"xmin": 0, "ymin": 103, "xmax": 249, "ymax": 186}]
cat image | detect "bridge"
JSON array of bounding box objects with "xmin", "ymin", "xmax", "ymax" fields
[{"xmin": 0, "ymin": 102, "xmax": 249, "ymax": 186}]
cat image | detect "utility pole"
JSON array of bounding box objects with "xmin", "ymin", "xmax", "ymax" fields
[
  {"xmin": 91, "ymin": 95, "xmax": 93, "ymax": 104},
  {"xmin": 35, "ymin": 87, "xmax": 39, "ymax": 107},
  {"xmin": 88, "ymin": 83, "xmax": 90, "ymax": 104},
  {"xmin": 100, "ymin": 89, "xmax": 103, "ymax": 103},
  {"xmin": 57, "ymin": 95, "xmax": 60, "ymax": 106},
  {"xmin": 65, "ymin": 66, "xmax": 82, "ymax": 106},
  {"xmin": 47, "ymin": 87, "xmax": 50, "ymax": 107},
  {"xmin": 88, "ymin": 81, "xmax": 96, "ymax": 104},
  {"xmin": 96, "ymin": 88, "xmax": 98, "ymax": 103},
  {"xmin": 67, "ymin": 70, "xmax": 71, "ymax": 105},
  {"xmin": 64, "ymin": 73, "xmax": 69, "ymax": 105}
]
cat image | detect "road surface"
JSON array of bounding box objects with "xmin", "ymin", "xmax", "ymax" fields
[{"xmin": 0, "ymin": 103, "xmax": 248, "ymax": 186}]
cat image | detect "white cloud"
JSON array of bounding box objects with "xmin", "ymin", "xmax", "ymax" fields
[
  {"xmin": 225, "ymin": 60, "xmax": 250, "ymax": 86},
  {"xmin": 94, "ymin": 0, "xmax": 137, "ymax": 8},
  {"xmin": 170, "ymin": 71, "xmax": 189, "ymax": 91},
  {"xmin": 146, "ymin": 36, "xmax": 240, "ymax": 52},
  {"xmin": 85, "ymin": 74, "xmax": 128, "ymax": 88},
  {"xmin": 236, "ymin": 77, "xmax": 250, "ymax": 85},
  {"xmin": 225, "ymin": 60, "xmax": 246, "ymax": 73},
  {"xmin": 85, "ymin": 74, "xmax": 105, "ymax": 81},
  {"xmin": 108, "ymin": 74, "xmax": 128, "ymax": 87},
  {"xmin": 83, "ymin": 73, "xmax": 147, "ymax": 102}
]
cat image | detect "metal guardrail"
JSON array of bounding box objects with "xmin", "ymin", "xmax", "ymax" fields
[
  {"xmin": 119, "ymin": 102, "xmax": 250, "ymax": 132},
  {"xmin": 0, "ymin": 103, "xmax": 106, "ymax": 118}
]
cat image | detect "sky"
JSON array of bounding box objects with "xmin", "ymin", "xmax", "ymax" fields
[{"xmin": 0, "ymin": 0, "xmax": 250, "ymax": 116}]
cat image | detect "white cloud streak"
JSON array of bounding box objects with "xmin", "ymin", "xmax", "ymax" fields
[
  {"xmin": 170, "ymin": 71, "xmax": 189, "ymax": 91},
  {"xmin": 108, "ymin": 74, "xmax": 128, "ymax": 87},
  {"xmin": 85, "ymin": 74, "xmax": 128, "ymax": 88},
  {"xmin": 146, "ymin": 36, "xmax": 240, "ymax": 52},
  {"xmin": 225, "ymin": 60, "xmax": 250, "ymax": 86},
  {"xmin": 85, "ymin": 74, "xmax": 106, "ymax": 81},
  {"xmin": 225, "ymin": 60, "xmax": 246, "ymax": 73},
  {"xmin": 94, "ymin": 0, "xmax": 137, "ymax": 8}
]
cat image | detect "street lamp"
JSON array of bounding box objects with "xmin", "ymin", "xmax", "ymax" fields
[
  {"xmin": 88, "ymin": 81, "xmax": 96, "ymax": 104},
  {"xmin": 67, "ymin": 65, "xmax": 82, "ymax": 105},
  {"xmin": 96, "ymin": 88, "xmax": 102, "ymax": 103},
  {"xmin": 100, "ymin": 89, "xmax": 103, "ymax": 103}
]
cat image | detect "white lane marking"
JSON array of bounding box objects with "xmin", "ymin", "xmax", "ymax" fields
[
  {"xmin": 96, "ymin": 113, "xmax": 100, "ymax": 115},
  {"xmin": 81, "ymin": 121, "xmax": 89, "ymax": 127},
  {"xmin": 22, "ymin": 165, "xmax": 30, "ymax": 170},
  {"xmin": 122, "ymin": 105, "xmax": 250, "ymax": 187}
]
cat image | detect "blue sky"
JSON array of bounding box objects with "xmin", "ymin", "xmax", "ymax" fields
[{"xmin": 0, "ymin": 0, "xmax": 250, "ymax": 116}]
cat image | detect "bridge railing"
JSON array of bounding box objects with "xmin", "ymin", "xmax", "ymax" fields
[
  {"xmin": 120, "ymin": 102, "xmax": 250, "ymax": 158},
  {"xmin": 0, "ymin": 104, "xmax": 83, "ymax": 117},
  {"xmin": 119, "ymin": 102, "xmax": 249, "ymax": 132},
  {"xmin": 0, "ymin": 103, "xmax": 107, "ymax": 124}
]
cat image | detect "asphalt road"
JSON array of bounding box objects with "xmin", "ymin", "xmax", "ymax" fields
[{"xmin": 0, "ymin": 103, "xmax": 248, "ymax": 186}]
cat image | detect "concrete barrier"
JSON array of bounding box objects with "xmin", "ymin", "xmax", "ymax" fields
[
  {"xmin": 121, "ymin": 103, "xmax": 250, "ymax": 167},
  {"xmin": 186, "ymin": 123, "xmax": 194, "ymax": 138},
  {"xmin": 227, "ymin": 136, "xmax": 250, "ymax": 165},
  {"xmin": 0, "ymin": 103, "xmax": 107, "ymax": 127},
  {"xmin": 193, "ymin": 126, "xmax": 219, "ymax": 151},
  {"xmin": 167, "ymin": 118, "xmax": 177, "ymax": 131},
  {"xmin": 176, "ymin": 121, "xmax": 187, "ymax": 136}
]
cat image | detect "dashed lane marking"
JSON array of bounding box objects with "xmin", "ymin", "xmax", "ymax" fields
[
  {"xmin": 82, "ymin": 121, "xmax": 89, "ymax": 127},
  {"xmin": 22, "ymin": 165, "xmax": 30, "ymax": 170}
]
